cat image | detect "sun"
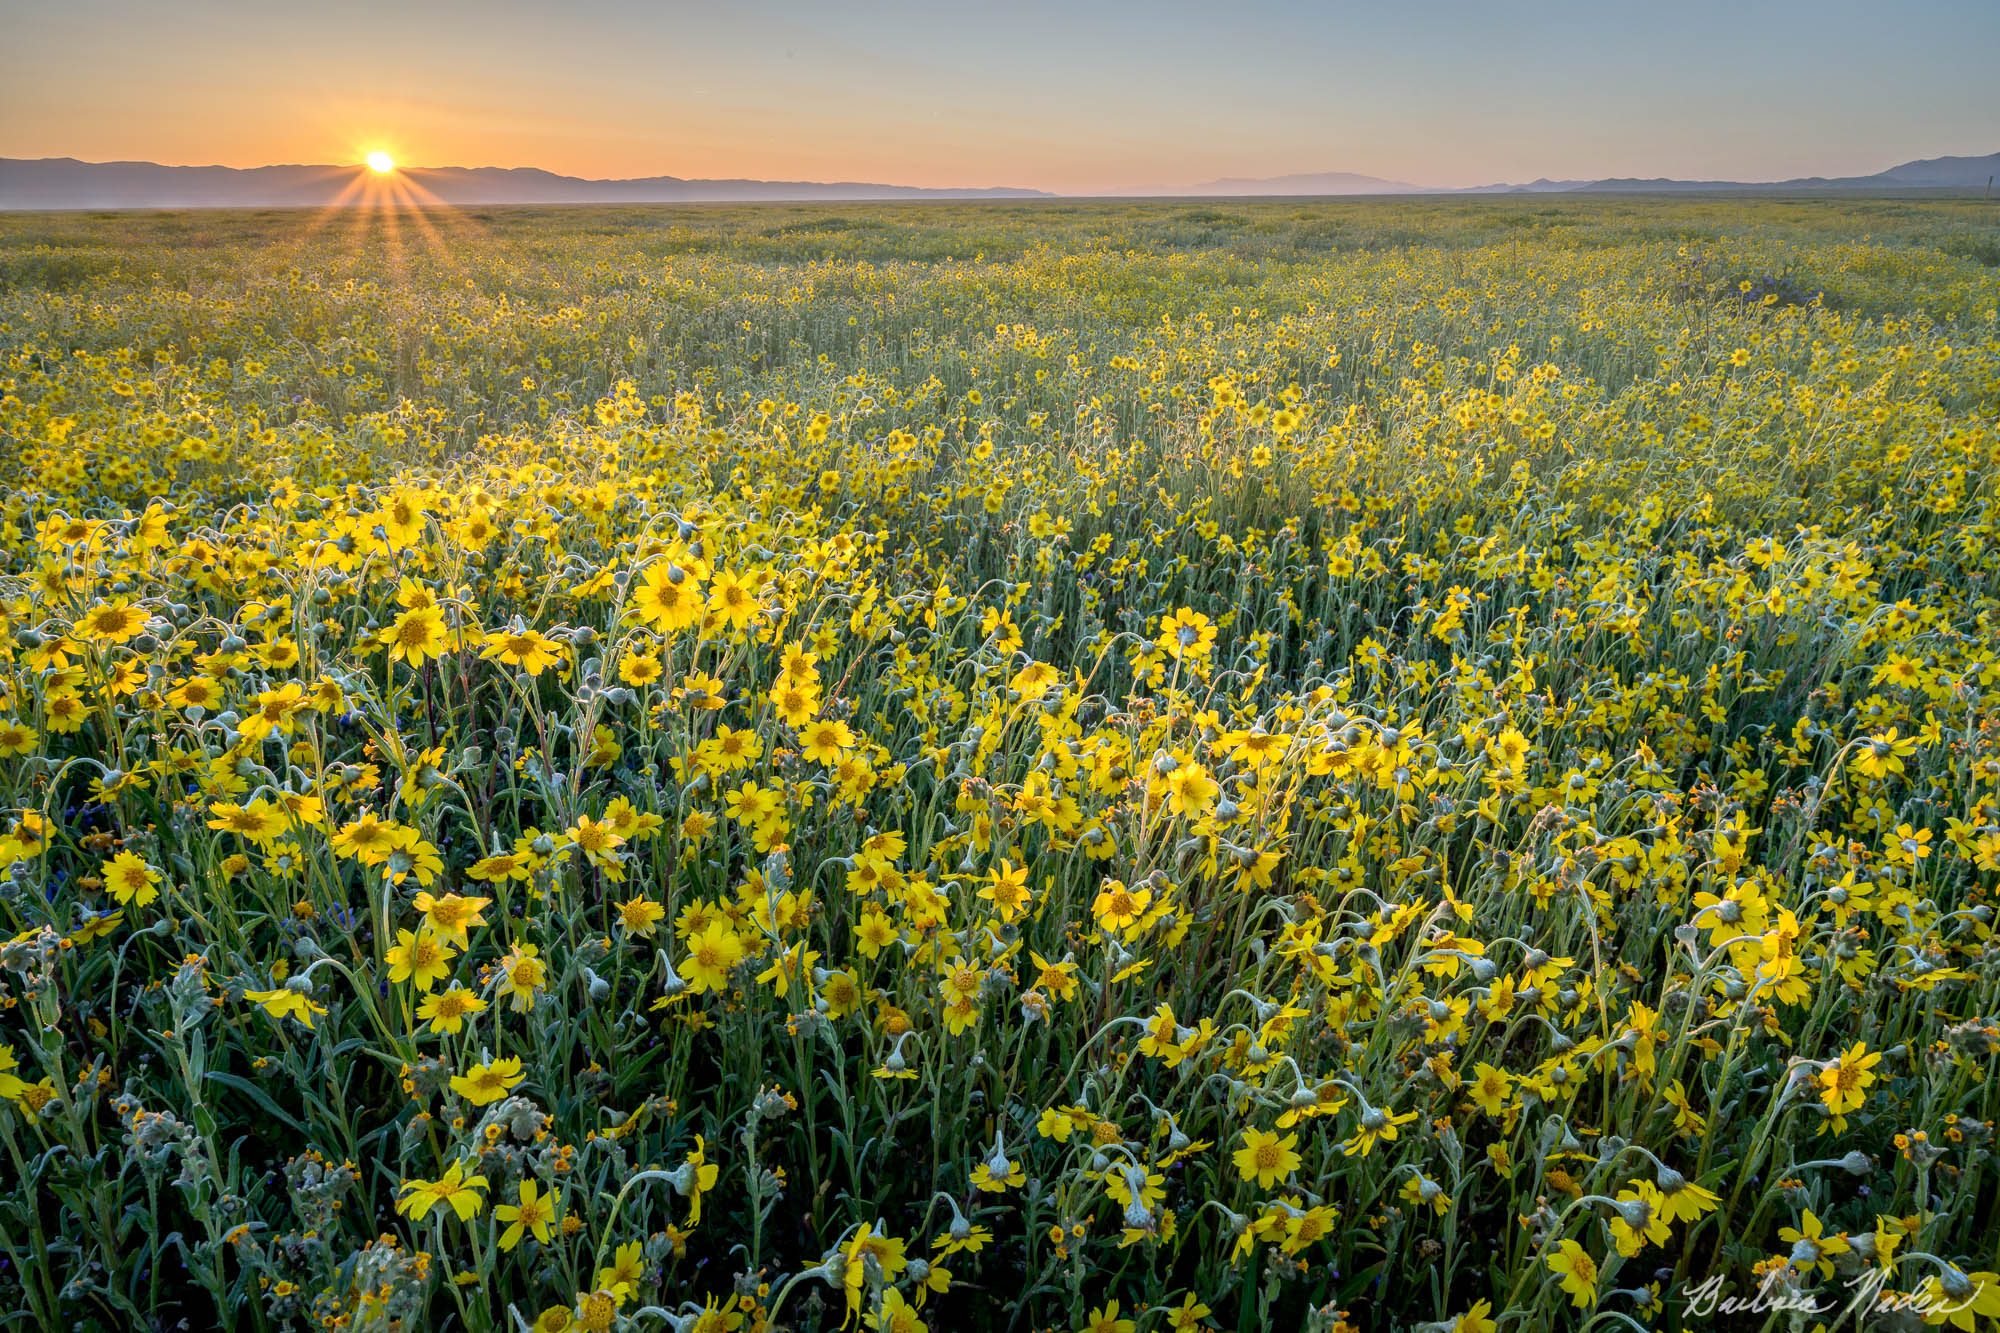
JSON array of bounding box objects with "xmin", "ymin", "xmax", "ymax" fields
[{"xmin": 365, "ymin": 151, "xmax": 396, "ymax": 175}]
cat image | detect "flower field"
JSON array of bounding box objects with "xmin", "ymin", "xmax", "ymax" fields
[{"xmin": 2, "ymin": 198, "xmax": 1999, "ymax": 1331}]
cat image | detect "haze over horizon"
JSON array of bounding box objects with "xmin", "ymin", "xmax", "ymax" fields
[{"xmin": 6, "ymin": 0, "xmax": 1999, "ymax": 195}]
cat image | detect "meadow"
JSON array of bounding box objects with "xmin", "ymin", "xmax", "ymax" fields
[{"xmin": 1, "ymin": 196, "xmax": 1997, "ymax": 1332}]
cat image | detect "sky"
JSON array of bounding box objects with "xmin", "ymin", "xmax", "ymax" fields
[{"xmin": 4, "ymin": 0, "xmax": 1998, "ymax": 192}]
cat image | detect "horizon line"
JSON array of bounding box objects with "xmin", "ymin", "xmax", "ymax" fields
[{"xmin": 3, "ymin": 148, "xmax": 1996, "ymax": 206}]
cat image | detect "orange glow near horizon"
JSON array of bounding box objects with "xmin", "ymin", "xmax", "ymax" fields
[{"xmin": 365, "ymin": 151, "xmax": 396, "ymax": 174}]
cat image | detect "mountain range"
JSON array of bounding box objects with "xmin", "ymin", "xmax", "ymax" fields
[
  {"xmin": 2, "ymin": 151, "xmax": 1995, "ymax": 209},
  {"xmin": 1133, "ymin": 152, "xmax": 2000, "ymax": 197},
  {"xmin": 1458, "ymin": 151, "xmax": 2000, "ymax": 195},
  {"xmin": 1115, "ymin": 170, "xmax": 1426, "ymax": 197},
  {"xmin": 0, "ymin": 159, "xmax": 1052, "ymax": 209}
]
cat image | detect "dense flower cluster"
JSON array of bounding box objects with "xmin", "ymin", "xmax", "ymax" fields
[{"xmin": 1, "ymin": 200, "xmax": 1998, "ymax": 1331}]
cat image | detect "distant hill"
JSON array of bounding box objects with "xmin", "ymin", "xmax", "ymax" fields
[
  {"xmin": 1863, "ymin": 152, "xmax": 2000, "ymax": 187},
  {"xmin": 3, "ymin": 151, "xmax": 1994, "ymax": 209},
  {"xmin": 1117, "ymin": 170, "xmax": 1426, "ymax": 197},
  {"xmin": 0, "ymin": 158, "xmax": 1051, "ymax": 209},
  {"xmin": 1513, "ymin": 151, "xmax": 2000, "ymax": 195},
  {"xmin": 1140, "ymin": 153, "xmax": 2000, "ymax": 198},
  {"xmin": 1457, "ymin": 178, "xmax": 1598, "ymax": 194}
]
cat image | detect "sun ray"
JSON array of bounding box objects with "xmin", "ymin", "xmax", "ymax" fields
[
  {"xmin": 289, "ymin": 169, "xmax": 372, "ymax": 246},
  {"xmin": 268, "ymin": 155, "xmax": 494, "ymax": 291}
]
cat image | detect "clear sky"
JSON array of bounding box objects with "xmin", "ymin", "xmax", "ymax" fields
[{"xmin": 5, "ymin": 0, "xmax": 1997, "ymax": 192}]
